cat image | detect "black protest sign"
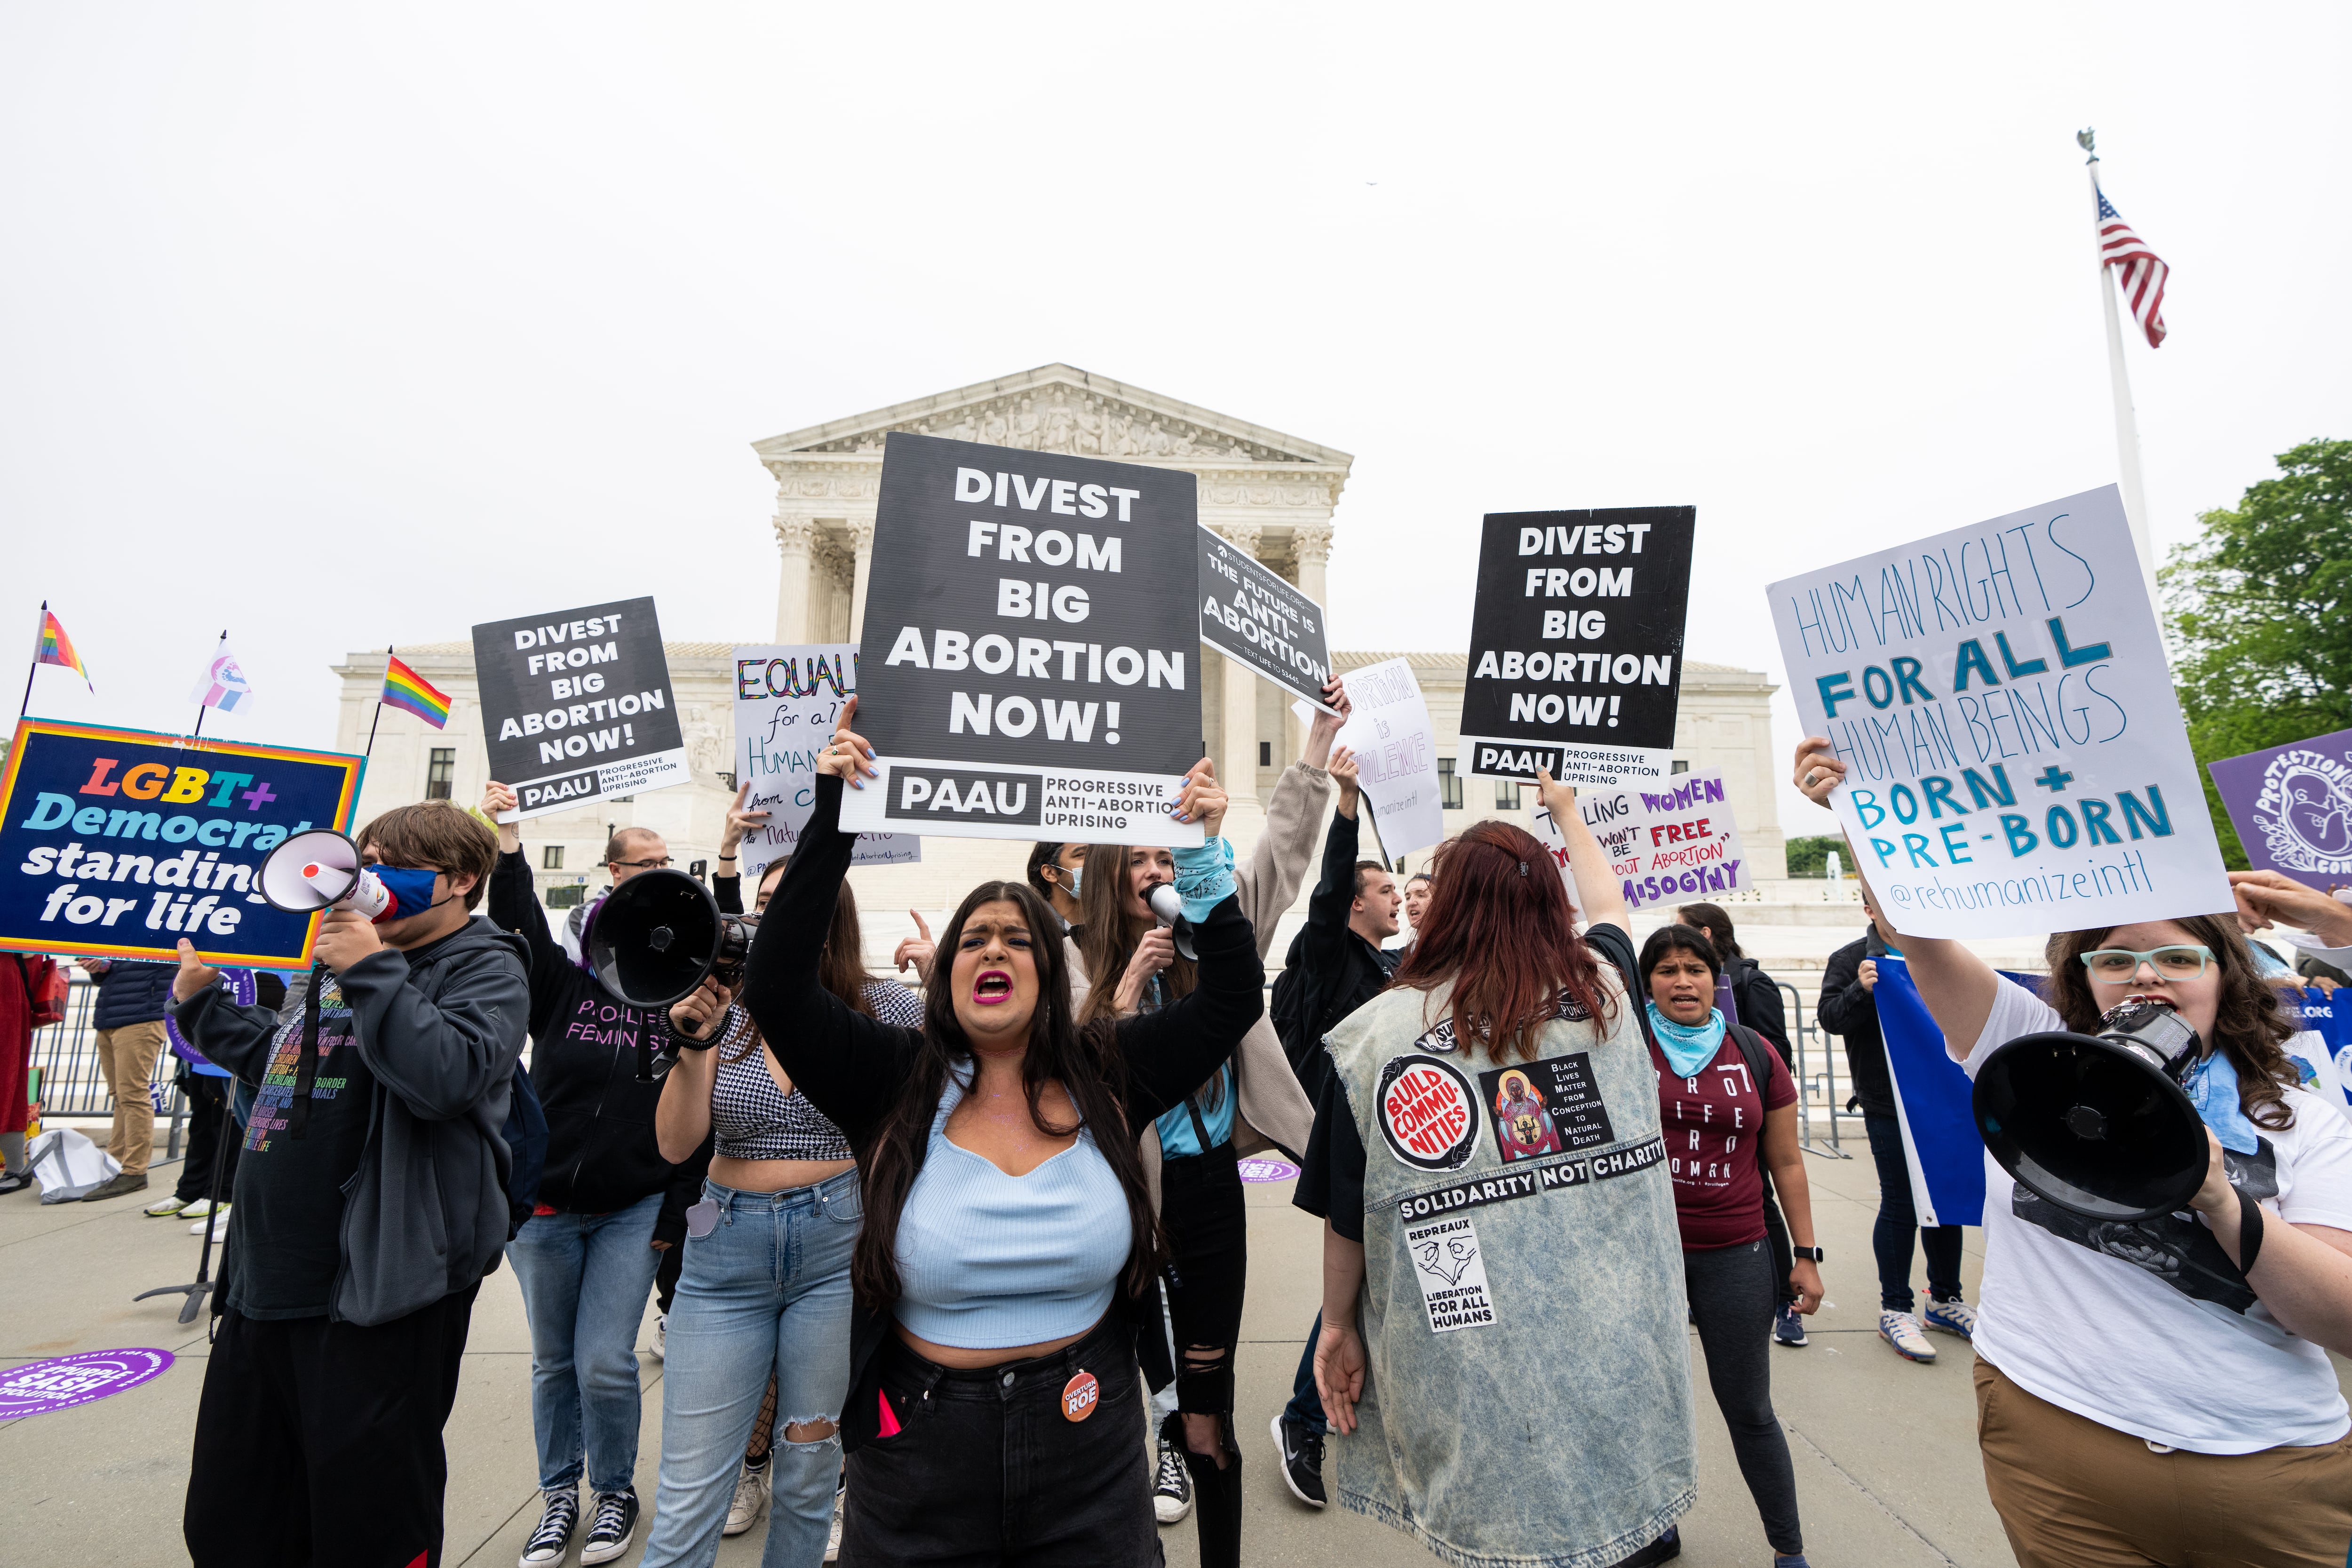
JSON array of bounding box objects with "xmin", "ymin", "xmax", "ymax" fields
[
  {"xmin": 472, "ymin": 596, "xmax": 690, "ymax": 820},
  {"xmin": 1196, "ymin": 526, "xmax": 1337, "ymax": 714},
  {"xmin": 1459, "ymin": 507, "xmax": 1695, "ymax": 787},
  {"xmin": 839, "ymin": 433, "xmax": 1204, "ymax": 845}
]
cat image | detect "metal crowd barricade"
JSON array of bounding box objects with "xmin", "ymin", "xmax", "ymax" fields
[
  {"xmin": 1782, "ymin": 978, "xmax": 1860, "ymax": 1159},
  {"xmin": 27, "ymin": 973, "xmax": 188, "ymax": 1159}
]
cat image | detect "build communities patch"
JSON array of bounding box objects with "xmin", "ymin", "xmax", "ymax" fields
[{"xmin": 1405, "ymin": 1214, "xmax": 1494, "ymax": 1333}]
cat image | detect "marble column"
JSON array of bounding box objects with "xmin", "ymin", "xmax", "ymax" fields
[
  {"xmin": 773, "ymin": 514, "xmax": 815, "ymax": 642},
  {"xmin": 1293, "ymin": 523, "xmax": 1333, "ymax": 613},
  {"xmin": 848, "ymin": 521, "xmax": 877, "ymax": 641}
]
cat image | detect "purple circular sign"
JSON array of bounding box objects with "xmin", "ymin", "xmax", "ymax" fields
[
  {"xmin": 166, "ymin": 968, "xmax": 255, "ymax": 1064},
  {"xmin": 1237, "ymin": 1157, "xmax": 1300, "ymax": 1184},
  {"xmin": 0, "ymin": 1348, "xmax": 175, "ymax": 1417}
]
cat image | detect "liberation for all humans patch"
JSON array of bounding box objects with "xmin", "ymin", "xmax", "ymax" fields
[
  {"xmin": 1377, "ymin": 1053, "xmax": 1481, "ymax": 1171},
  {"xmin": 1394, "ymin": 1135, "xmax": 1669, "ymax": 1222},
  {"xmin": 1478, "ymin": 1051, "xmax": 1616, "ymax": 1163},
  {"xmin": 1405, "ymin": 1213, "xmax": 1495, "ymax": 1333}
]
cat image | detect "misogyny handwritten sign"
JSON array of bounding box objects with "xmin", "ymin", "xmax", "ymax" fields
[
  {"xmin": 1767, "ymin": 486, "xmax": 2230, "ymax": 938},
  {"xmin": 731, "ymin": 645, "xmax": 918, "ymax": 882},
  {"xmin": 1532, "ymin": 769, "xmax": 1752, "ymax": 911}
]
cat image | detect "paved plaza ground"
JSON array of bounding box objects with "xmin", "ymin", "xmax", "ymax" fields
[{"xmin": 0, "ymin": 1122, "xmax": 2060, "ymax": 1568}]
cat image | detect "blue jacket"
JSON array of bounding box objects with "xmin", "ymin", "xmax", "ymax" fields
[{"xmin": 93, "ymin": 959, "xmax": 175, "ymax": 1030}]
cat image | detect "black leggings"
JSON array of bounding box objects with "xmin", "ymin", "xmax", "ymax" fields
[{"xmin": 1684, "ymin": 1239, "xmax": 1802, "ymax": 1555}]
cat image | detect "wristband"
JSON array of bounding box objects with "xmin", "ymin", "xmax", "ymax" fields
[{"xmin": 2237, "ymin": 1187, "xmax": 2265, "ymax": 1278}]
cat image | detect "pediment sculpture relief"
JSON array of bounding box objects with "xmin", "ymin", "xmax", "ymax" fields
[{"xmin": 799, "ymin": 384, "xmax": 1305, "ymax": 464}]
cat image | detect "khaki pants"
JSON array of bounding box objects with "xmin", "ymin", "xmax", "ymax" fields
[
  {"xmin": 94, "ymin": 1020, "xmax": 167, "ymax": 1175},
  {"xmin": 1976, "ymin": 1357, "xmax": 2352, "ymax": 1567}
]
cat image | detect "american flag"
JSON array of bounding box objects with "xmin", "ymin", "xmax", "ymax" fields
[{"xmin": 2096, "ymin": 186, "xmax": 2169, "ymax": 349}]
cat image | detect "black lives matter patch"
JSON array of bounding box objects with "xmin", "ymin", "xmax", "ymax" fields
[
  {"xmin": 1376, "ymin": 1054, "xmax": 1480, "ymax": 1171},
  {"xmin": 1478, "ymin": 1051, "xmax": 1616, "ymax": 1164},
  {"xmin": 1393, "ymin": 1136, "xmax": 1667, "ymax": 1223}
]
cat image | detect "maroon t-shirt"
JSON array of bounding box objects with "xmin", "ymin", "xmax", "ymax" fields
[{"xmin": 1650, "ymin": 1030, "xmax": 1795, "ymax": 1249}]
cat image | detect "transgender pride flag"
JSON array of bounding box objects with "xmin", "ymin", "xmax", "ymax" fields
[{"xmin": 190, "ymin": 640, "xmax": 254, "ymax": 714}]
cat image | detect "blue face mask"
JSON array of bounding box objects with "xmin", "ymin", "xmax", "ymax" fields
[{"xmin": 363, "ymin": 863, "xmax": 445, "ymax": 923}]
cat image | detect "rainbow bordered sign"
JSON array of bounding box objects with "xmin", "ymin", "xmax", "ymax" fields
[{"xmin": 0, "ymin": 720, "xmax": 366, "ymax": 967}]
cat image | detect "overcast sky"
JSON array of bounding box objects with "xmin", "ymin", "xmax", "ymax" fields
[{"xmin": 4, "ymin": 4, "xmax": 2345, "ymax": 839}]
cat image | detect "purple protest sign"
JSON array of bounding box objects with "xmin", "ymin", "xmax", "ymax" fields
[
  {"xmin": 2208, "ymin": 729, "xmax": 2352, "ymax": 893},
  {"xmin": 1237, "ymin": 1157, "xmax": 1300, "ymax": 1184},
  {"xmin": 166, "ymin": 967, "xmax": 255, "ymax": 1069},
  {"xmin": 0, "ymin": 1348, "xmax": 174, "ymax": 1417}
]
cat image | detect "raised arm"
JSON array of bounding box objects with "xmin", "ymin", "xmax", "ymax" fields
[
  {"xmin": 1535, "ymin": 769, "xmax": 1626, "ymax": 929},
  {"xmin": 1794, "ymin": 736, "xmax": 1999, "ymax": 1059},
  {"xmin": 166, "ymin": 939, "xmax": 287, "ymax": 1086},
  {"xmin": 1118, "ymin": 892, "xmax": 1264, "ymax": 1123}
]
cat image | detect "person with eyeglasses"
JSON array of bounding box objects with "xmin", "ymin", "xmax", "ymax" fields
[
  {"xmin": 481, "ymin": 783, "xmax": 712, "ymax": 1568},
  {"xmin": 1797, "ymin": 742, "xmax": 2352, "ymax": 1568}
]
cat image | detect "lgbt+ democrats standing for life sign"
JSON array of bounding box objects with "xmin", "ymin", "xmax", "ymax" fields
[
  {"xmin": 0, "ymin": 720, "xmax": 365, "ymax": 967},
  {"xmin": 732, "ymin": 644, "xmax": 919, "ymax": 881},
  {"xmin": 840, "ymin": 433, "xmax": 1204, "ymax": 846},
  {"xmin": 1767, "ymin": 485, "xmax": 2232, "ymax": 939}
]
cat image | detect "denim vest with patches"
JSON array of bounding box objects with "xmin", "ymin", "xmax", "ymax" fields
[{"xmin": 1324, "ymin": 972, "xmax": 1695, "ymax": 1568}]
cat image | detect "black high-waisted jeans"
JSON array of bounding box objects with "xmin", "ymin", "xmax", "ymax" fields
[{"xmin": 840, "ymin": 1313, "xmax": 1158, "ymax": 1567}]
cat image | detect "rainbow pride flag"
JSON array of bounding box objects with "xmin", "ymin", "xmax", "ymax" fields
[
  {"xmin": 381, "ymin": 653, "xmax": 451, "ymax": 728},
  {"xmin": 32, "ymin": 605, "xmax": 91, "ymax": 692}
]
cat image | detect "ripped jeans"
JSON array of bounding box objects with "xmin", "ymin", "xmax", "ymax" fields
[{"xmin": 639, "ymin": 1170, "xmax": 860, "ymax": 1568}]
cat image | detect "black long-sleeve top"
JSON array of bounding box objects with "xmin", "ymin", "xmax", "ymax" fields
[
  {"xmin": 740, "ymin": 773, "xmax": 1264, "ymax": 1447},
  {"xmin": 1817, "ymin": 931, "xmax": 1893, "ymax": 1117},
  {"xmin": 1285, "ymin": 807, "xmax": 1397, "ymax": 1107}
]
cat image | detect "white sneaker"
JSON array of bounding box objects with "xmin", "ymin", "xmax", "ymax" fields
[
  {"xmin": 180, "ymin": 1196, "xmax": 225, "ymax": 1218},
  {"xmin": 826, "ymin": 1479, "xmax": 844, "ymax": 1563},
  {"xmin": 648, "ymin": 1313, "xmax": 666, "ymax": 1363},
  {"xmin": 1879, "ymin": 1309, "xmax": 1937, "ymax": 1363},
  {"xmin": 1924, "ymin": 1297, "xmax": 1977, "ymax": 1340},
  {"xmin": 144, "ymin": 1194, "xmax": 191, "ymax": 1217},
  {"xmin": 723, "ymin": 1461, "xmax": 770, "ymax": 1537},
  {"xmin": 190, "ymin": 1205, "xmax": 231, "ymax": 1235}
]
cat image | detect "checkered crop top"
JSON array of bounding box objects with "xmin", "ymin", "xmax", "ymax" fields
[{"xmin": 707, "ymin": 982, "xmax": 923, "ymax": 1162}]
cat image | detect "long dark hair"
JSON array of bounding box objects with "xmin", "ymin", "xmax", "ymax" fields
[
  {"xmin": 2044, "ymin": 915, "xmax": 2300, "ymax": 1130},
  {"xmin": 1073, "ymin": 842, "xmax": 1198, "ymax": 1023},
  {"xmin": 724, "ymin": 873, "xmax": 885, "ymax": 1063},
  {"xmin": 1391, "ymin": 820, "xmax": 1612, "ymax": 1061},
  {"xmin": 850, "ymin": 880, "xmax": 1164, "ymax": 1311},
  {"xmin": 1677, "ymin": 901, "xmax": 1741, "ymax": 962},
  {"xmin": 1639, "ymin": 924, "xmax": 1721, "ymax": 988}
]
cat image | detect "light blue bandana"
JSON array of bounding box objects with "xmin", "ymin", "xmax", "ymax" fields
[
  {"xmin": 1647, "ymin": 1002, "xmax": 1728, "ymax": 1078},
  {"xmin": 2182, "ymin": 1048, "xmax": 2263, "ymax": 1156}
]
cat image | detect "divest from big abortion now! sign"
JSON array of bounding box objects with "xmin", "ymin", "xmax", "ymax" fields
[
  {"xmin": 1767, "ymin": 486, "xmax": 2232, "ymax": 939},
  {"xmin": 473, "ymin": 597, "xmax": 691, "ymax": 822},
  {"xmin": 841, "ymin": 433, "xmax": 1204, "ymax": 846}
]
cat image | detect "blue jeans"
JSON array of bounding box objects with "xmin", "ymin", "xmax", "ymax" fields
[
  {"xmin": 1864, "ymin": 1111, "xmax": 1963, "ymax": 1312},
  {"xmin": 1284, "ymin": 1311, "xmax": 1326, "ymax": 1436},
  {"xmin": 640, "ymin": 1170, "xmax": 859, "ymax": 1568},
  {"xmin": 506, "ymin": 1192, "xmax": 665, "ymax": 1495}
]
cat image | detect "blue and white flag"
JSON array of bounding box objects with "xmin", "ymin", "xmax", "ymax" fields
[{"xmin": 1869, "ymin": 956, "xmax": 2046, "ymax": 1229}]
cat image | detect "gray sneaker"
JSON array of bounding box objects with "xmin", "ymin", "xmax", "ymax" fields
[{"xmin": 80, "ymin": 1171, "xmax": 149, "ymax": 1202}]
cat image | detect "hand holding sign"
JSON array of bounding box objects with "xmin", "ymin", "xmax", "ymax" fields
[
  {"xmin": 721, "ymin": 782, "xmax": 771, "ymax": 857},
  {"xmin": 1331, "ymin": 746, "xmax": 1361, "ymax": 818},
  {"xmin": 1304, "ymin": 677, "xmax": 1351, "ymax": 768},
  {"xmin": 817, "ymin": 699, "xmax": 878, "ymax": 789},
  {"xmin": 2228, "ymin": 869, "xmax": 2352, "ymax": 947},
  {"xmin": 1174, "ymin": 758, "xmax": 1227, "ymax": 836},
  {"xmin": 172, "ymin": 939, "xmax": 221, "ymax": 1004}
]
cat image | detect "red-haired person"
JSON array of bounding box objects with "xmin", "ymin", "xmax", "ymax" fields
[
  {"xmin": 1797, "ymin": 737, "xmax": 2352, "ymax": 1568},
  {"xmin": 1296, "ymin": 770, "xmax": 1695, "ymax": 1568}
]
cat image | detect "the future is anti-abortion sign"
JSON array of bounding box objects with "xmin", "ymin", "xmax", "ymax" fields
[
  {"xmin": 1197, "ymin": 525, "xmax": 1337, "ymax": 715},
  {"xmin": 1768, "ymin": 485, "xmax": 2231, "ymax": 938},
  {"xmin": 0, "ymin": 720, "xmax": 365, "ymax": 967},
  {"xmin": 2209, "ymin": 727, "xmax": 2352, "ymax": 894},
  {"xmin": 732, "ymin": 645, "xmax": 918, "ymax": 880},
  {"xmin": 1532, "ymin": 769, "xmax": 1753, "ymax": 912},
  {"xmin": 841, "ymin": 433, "xmax": 1204, "ymax": 846},
  {"xmin": 474, "ymin": 597, "xmax": 691, "ymax": 821},
  {"xmin": 1460, "ymin": 507, "xmax": 1695, "ymax": 788}
]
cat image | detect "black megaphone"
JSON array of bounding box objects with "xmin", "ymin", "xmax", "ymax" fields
[
  {"xmin": 587, "ymin": 868, "xmax": 758, "ymax": 1012},
  {"xmin": 1971, "ymin": 996, "xmax": 2212, "ymax": 1224},
  {"xmin": 1144, "ymin": 882, "xmax": 1198, "ymax": 961}
]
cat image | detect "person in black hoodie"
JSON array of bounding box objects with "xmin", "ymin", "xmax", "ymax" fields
[
  {"xmin": 482, "ymin": 783, "xmax": 711, "ymax": 1568},
  {"xmin": 1817, "ymin": 899, "xmax": 1971, "ymax": 1365}
]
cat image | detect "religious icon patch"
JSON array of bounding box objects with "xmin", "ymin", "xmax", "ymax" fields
[
  {"xmin": 1404, "ymin": 1213, "xmax": 1495, "ymax": 1332},
  {"xmin": 1376, "ymin": 1053, "xmax": 1481, "ymax": 1171},
  {"xmin": 1478, "ymin": 1052, "xmax": 1616, "ymax": 1164}
]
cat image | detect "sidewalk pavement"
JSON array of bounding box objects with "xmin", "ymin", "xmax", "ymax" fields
[{"xmin": 1, "ymin": 1134, "xmax": 2230, "ymax": 1566}]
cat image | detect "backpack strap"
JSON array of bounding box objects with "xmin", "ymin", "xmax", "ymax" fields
[{"xmin": 1725, "ymin": 1022, "xmax": 1778, "ymax": 1170}]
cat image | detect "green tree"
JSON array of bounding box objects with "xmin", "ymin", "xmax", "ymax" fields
[
  {"xmin": 1784, "ymin": 834, "xmax": 1843, "ymax": 877},
  {"xmin": 2163, "ymin": 438, "xmax": 2352, "ymax": 867}
]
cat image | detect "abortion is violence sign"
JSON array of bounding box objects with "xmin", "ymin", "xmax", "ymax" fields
[
  {"xmin": 1767, "ymin": 484, "xmax": 2232, "ymax": 939},
  {"xmin": 1460, "ymin": 508, "xmax": 1695, "ymax": 788},
  {"xmin": 1532, "ymin": 768, "xmax": 1753, "ymax": 912},
  {"xmin": 1196, "ymin": 525, "xmax": 1337, "ymax": 715},
  {"xmin": 841, "ymin": 433, "xmax": 1204, "ymax": 846},
  {"xmin": 474, "ymin": 597, "xmax": 690, "ymax": 821},
  {"xmin": 0, "ymin": 720, "xmax": 364, "ymax": 966},
  {"xmin": 733, "ymin": 644, "xmax": 919, "ymax": 880}
]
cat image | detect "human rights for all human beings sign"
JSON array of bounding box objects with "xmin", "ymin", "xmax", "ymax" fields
[
  {"xmin": 731, "ymin": 644, "xmax": 919, "ymax": 880},
  {"xmin": 1196, "ymin": 525, "xmax": 1337, "ymax": 715},
  {"xmin": 1459, "ymin": 507, "xmax": 1695, "ymax": 788},
  {"xmin": 2208, "ymin": 728, "xmax": 2352, "ymax": 894},
  {"xmin": 841, "ymin": 433, "xmax": 1204, "ymax": 845},
  {"xmin": 0, "ymin": 720, "xmax": 365, "ymax": 967},
  {"xmin": 1767, "ymin": 485, "xmax": 2232, "ymax": 939},
  {"xmin": 473, "ymin": 597, "xmax": 691, "ymax": 821}
]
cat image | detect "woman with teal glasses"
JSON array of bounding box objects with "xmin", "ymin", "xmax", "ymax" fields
[{"xmin": 1798, "ymin": 736, "xmax": 2352, "ymax": 1568}]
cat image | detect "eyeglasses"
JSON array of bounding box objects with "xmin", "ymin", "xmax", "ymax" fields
[
  {"xmin": 612, "ymin": 856, "xmax": 674, "ymax": 870},
  {"xmin": 2080, "ymin": 945, "xmax": 2213, "ymax": 984}
]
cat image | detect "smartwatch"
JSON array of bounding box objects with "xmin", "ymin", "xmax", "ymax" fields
[{"xmin": 1792, "ymin": 1246, "xmax": 1826, "ymax": 1262}]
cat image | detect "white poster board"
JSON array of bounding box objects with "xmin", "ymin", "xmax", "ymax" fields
[
  {"xmin": 1295, "ymin": 657, "xmax": 1447, "ymax": 858},
  {"xmin": 1766, "ymin": 485, "xmax": 2231, "ymax": 938},
  {"xmin": 1531, "ymin": 769, "xmax": 1753, "ymax": 912},
  {"xmin": 733, "ymin": 645, "xmax": 919, "ymax": 881}
]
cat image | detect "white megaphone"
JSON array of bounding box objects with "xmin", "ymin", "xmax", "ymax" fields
[
  {"xmin": 258, "ymin": 828, "xmax": 393, "ymax": 921},
  {"xmin": 1144, "ymin": 882, "xmax": 1198, "ymax": 961}
]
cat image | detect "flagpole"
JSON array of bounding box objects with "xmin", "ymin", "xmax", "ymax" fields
[
  {"xmin": 365, "ymin": 646, "xmax": 390, "ymax": 757},
  {"xmin": 17, "ymin": 601, "xmax": 41, "ymax": 721},
  {"xmin": 192, "ymin": 630, "xmax": 225, "ymax": 741},
  {"xmin": 2080, "ymin": 129, "xmax": 2158, "ymax": 605}
]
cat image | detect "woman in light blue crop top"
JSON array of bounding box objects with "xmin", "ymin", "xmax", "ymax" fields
[
  {"xmin": 738, "ymin": 705, "xmax": 1268, "ymax": 1567},
  {"xmin": 637, "ymin": 865, "xmax": 912, "ymax": 1568}
]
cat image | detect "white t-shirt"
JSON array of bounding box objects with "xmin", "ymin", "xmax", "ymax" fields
[{"xmin": 1965, "ymin": 978, "xmax": 2352, "ymax": 1453}]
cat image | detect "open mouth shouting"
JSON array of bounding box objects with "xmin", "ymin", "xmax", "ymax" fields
[{"xmin": 971, "ymin": 969, "xmax": 1016, "ymax": 1006}]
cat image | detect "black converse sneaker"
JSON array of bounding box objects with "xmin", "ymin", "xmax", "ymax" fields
[
  {"xmin": 517, "ymin": 1489, "xmax": 577, "ymax": 1567},
  {"xmin": 580, "ymin": 1487, "xmax": 639, "ymax": 1566},
  {"xmin": 1152, "ymin": 1413, "xmax": 1193, "ymax": 1524},
  {"xmin": 1271, "ymin": 1412, "xmax": 1327, "ymax": 1507}
]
